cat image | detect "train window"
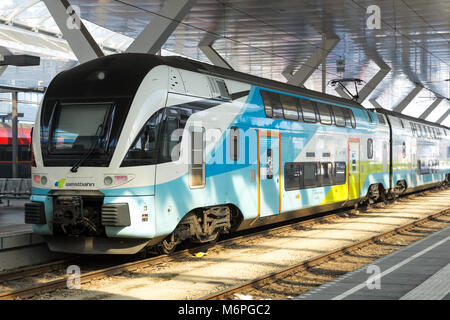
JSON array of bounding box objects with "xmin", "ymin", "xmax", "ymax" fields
[
  {"xmin": 365, "ymin": 110, "xmax": 373, "ymax": 123},
  {"xmin": 49, "ymin": 103, "xmax": 112, "ymax": 153},
  {"xmin": 284, "ymin": 162, "xmax": 303, "ymax": 190},
  {"xmin": 376, "ymin": 113, "xmax": 386, "ymax": 125},
  {"xmin": 230, "ymin": 126, "xmax": 240, "ymax": 161},
  {"xmin": 342, "ymin": 108, "xmax": 356, "ymax": 128},
  {"xmin": 209, "ymin": 78, "xmax": 231, "ymax": 101},
  {"xmin": 410, "ymin": 122, "xmax": 416, "ymax": 137},
  {"xmin": 367, "ymin": 138, "xmax": 374, "ymax": 159},
  {"xmin": 121, "ymin": 110, "xmax": 163, "ymax": 166},
  {"xmin": 189, "ymin": 127, "xmax": 205, "ymax": 188},
  {"xmin": 280, "ymin": 94, "xmax": 299, "ymax": 121},
  {"xmin": 400, "ymin": 119, "xmax": 405, "ymax": 128},
  {"xmin": 19, "ymin": 145, "xmax": 31, "ymax": 161},
  {"xmin": 332, "ymin": 105, "xmax": 346, "ymax": 127},
  {"xmin": 335, "ymin": 162, "xmax": 346, "ymax": 184},
  {"xmin": 159, "ymin": 108, "xmax": 180, "ymax": 162},
  {"xmin": 320, "ymin": 162, "xmax": 334, "ymax": 186},
  {"xmin": 417, "ymin": 124, "xmax": 423, "ymax": 137},
  {"xmin": 300, "ymin": 100, "xmax": 317, "ymax": 123},
  {"xmin": 303, "ymin": 162, "xmax": 318, "ymax": 187},
  {"xmin": 0, "ymin": 145, "xmax": 11, "ymax": 161},
  {"xmin": 317, "ymin": 103, "xmax": 332, "ymax": 125},
  {"xmin": 260, "ymin": 90, "xmax": 283, "ymax": 119}
]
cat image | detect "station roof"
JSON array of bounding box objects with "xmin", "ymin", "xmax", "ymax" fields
[{"xmin": 0, "ymin": 0, "xmax": 449, "ymax": 125}]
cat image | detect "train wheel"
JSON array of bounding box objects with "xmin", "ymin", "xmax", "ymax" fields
[{"xmin": 156, "ymin": 233, "xmax": 178, "ymax": 255}]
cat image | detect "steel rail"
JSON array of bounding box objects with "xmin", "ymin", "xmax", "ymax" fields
[
  {"xmin": 201, "ymin": 208, "xmax": 450, "ymax": 300},
  {"xmin": 0, "ymin": 209, "xmax": 357, "ymax": 300},
  {"xmin": 0, "ymin": 187, "xmax": 446, "ymax": 299}
]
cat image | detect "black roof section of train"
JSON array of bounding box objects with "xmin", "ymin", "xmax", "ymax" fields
[{"xmin": 48, "ymin": 53, "xmax": 449, "ymax": 130}]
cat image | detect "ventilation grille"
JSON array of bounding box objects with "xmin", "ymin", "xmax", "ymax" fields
[
  {"xmin": 101, "ymin": 203, "xmax": 131, "ymax": 227},
  {"xmin": 24, "ymin": 202, "xmax": 46, "ymax": 225},
  {"xmin": 208, "ymin": 77, "xmax": 231, "ymax": 101}
]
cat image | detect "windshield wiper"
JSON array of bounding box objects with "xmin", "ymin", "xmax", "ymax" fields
[{"xmin": 70, "ymin": 124, "xmax": 104, "ymax": 173}]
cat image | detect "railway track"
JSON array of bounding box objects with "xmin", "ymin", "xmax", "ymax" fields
[
  {"xmin": 201, "ymin": 207, "xmax": 450, "ymax": 300},
  {"xmin": 0, "ymin": 186, "xmax": 447, "ymax": 300},
  {"xmin": 0, "ymin": 207, "xmax": 363, "ymax": 300}
]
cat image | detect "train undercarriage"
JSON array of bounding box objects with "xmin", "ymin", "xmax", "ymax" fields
[{"xmin": 153, "ymin": 205, "xmax": 242, "ymax": 254}]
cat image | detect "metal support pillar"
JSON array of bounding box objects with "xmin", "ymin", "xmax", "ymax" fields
[
  {"xmin": 198, "ymin": 34, "xmax": 232, "ymax": 69},
  {"xmin": 321, "ymin": 34, "xmax": 326, "ymax": 93},
  {"xmin": 393, "ymin": 84, "xmax": 423, "ymax": 113},
  {"xmin": 419, "ymin": 97, "xmax": 444, "ymax": 120},
  {"xmin": 357, "ymin": 64, "xmax": 390, "ymax": 103},
  {"xmin": 11, "ymin": 91, "xmax": 18, "ymax": 178},
  {"xmin": 42, "ymin": 0, "xmax": 104, "ymax": 63},
  {"xmin": 369, "ymin": 98, "xmax": 384, "ymax": 109},
  {"xmin": 126, "ymin": 0, "xmax": 197, "ymax": 54},
  {"xmin": 287, "ymin": 36, "xmax": 339, "ymax": 86},
  {"xmin": 436, "ymin": 108, "xmax": 450, "ymax": 125}
]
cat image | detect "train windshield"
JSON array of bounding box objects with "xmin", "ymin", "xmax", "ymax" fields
[{"xmin": 50, "ymin": 103, "xmax": 113, "ymax": 154}]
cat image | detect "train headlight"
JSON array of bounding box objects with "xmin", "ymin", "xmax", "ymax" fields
[
  {"xmin": 104, "ymin": 176, "xmax": 113, "ymax": 186},
  {"xmin": 40, "ymin": 176, "xmax": 48, "ymax": 185},
  {"xmin": 114, "ymin": 176, "xmax": 128, "ymax": 184}
]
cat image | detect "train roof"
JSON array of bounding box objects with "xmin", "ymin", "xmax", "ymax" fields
[
  {"xmin": 157, "ymin": 54, "xmax": 366, "ymax": 112},
  {"xmin": 372, "ymin": 108, "xmax": 450, "ymax": 131},
  {"xmin": 50, "ymin": 53, "xmax": 448, "ymax": 130}
]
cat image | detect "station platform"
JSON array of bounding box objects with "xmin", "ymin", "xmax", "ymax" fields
[
  {"xmin": 0, "ymin": 200, "xmax": 64, "ymax": 271},
  {"xmin": 0, "ymin": 199, "xmax": 27, "ymax": 226},
  {"xmin": 296, "ymin": 225, "xmax": 450, "ymax": 300}
]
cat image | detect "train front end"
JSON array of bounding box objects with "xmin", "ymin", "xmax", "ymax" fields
[{"xmin": 25, "ymin": 54, "xmax": 168, "ymax": 254}]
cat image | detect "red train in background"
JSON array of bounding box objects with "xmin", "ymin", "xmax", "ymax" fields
[{"xmin": 0, "ymin": 123, "xmax": 32, "ymax": 178}]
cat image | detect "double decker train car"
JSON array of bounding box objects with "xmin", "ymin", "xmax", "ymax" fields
[
  {"xmin": 25, "ymin": 53, "xmax": 450, "ymax": 254},
  {"xmin": 0, "ymin": 123, "xmax": 32, "ymax": 178}
]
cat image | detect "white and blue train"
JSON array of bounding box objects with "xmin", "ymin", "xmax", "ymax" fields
[{"xmin": 25, "ymin": 54, "xmax": 450, "ymax": 254}]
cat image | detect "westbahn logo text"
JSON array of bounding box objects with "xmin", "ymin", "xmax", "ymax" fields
[
  {"xmin": 66, "ymin": 182, "xmax": 95, "ymax": 187},
  {"xmin": 54, "ymin": 179, "xmax": 94, "ymax": 188}
]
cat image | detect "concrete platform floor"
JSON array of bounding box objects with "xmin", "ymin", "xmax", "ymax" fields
[{"xmin": 0, "ymin": 199, "xmax": 26, "ymax": 226}]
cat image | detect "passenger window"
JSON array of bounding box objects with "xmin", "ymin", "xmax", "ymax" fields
[
  {"xmin": 303, "ymin": 162, "xmax": 318, "ymax": 187},
  {"xmin": 332, "ymin": 106, "xmax": 346, "ymax": 127},
  {"xmin": 376, "ymin": 114, "xmax": 386, "ymax": 125},
  {"xmin": 260, "ymin": 90, "xmax": 283, "ymax": 119},
  {"xmin": 230, "ymin": 126, "xmax": 240, "ymax": 161},
  {"xmin": 349, "ymin": 110, "xmax": 356, "ymax": 128},
  {"xmin": 280, "ymin": 94, "xmax": 299, "ymax": 121},
  {"xmin": 284, "ymin": 162, "xmax": 303, "ymax": 190},
  {"xmin": 366, "ymin": 110, "xmax": 373, "ymax": 123},
  {"xmin": 189, "ymin": 127, "xmax": 205, "ymax": 188},
  {"xmin": 317, "ymin": 103, "xmax": 332, "ymax": 125},
  {"xmin": 320, "ymin": 162, "xmax": 334, "ymax": 186},
  {"xmin": 335, "ymin": 162, "xmax": 346, "ymax": 184},
  {"xmin": 299, "ymin": 100, "xmax": 317, "ymax": 123},
  {"xmin": 343, "ymin": 108, "xmax": 355, "ymax": 128},
  {"xmin": 367, "ymin": 138, "xmax": 374, "ymax": 159}
]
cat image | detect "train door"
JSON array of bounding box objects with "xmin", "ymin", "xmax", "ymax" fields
[
  {"xmin": 258, "ymin": 130, "xmax": 280, "ymax": 217},
  {"xmin": 348, "ymin": 139, "xmax": 360, "ymax": 200}
]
